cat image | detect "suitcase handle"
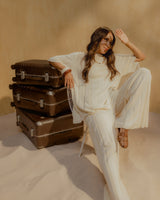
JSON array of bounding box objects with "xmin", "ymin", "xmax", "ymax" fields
[
  {"xmin": 11, "ymin": 64, "xmax": 15, "ymax": 69},
  {"xmin": 9, "ymin": 84, "xmax": 13, "ymax": 89},
  {"xmin": 12, "ymin": 77, "xmax": 16, "ymax": 82},
  {"xmin": 10, "ymin": 102, "xmax": 15, "ymax": 107}
]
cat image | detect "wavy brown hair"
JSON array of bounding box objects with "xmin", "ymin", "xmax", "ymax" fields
[{"xmin": 82, "ymin": 26, "xmax": 120, "ymax": 83}]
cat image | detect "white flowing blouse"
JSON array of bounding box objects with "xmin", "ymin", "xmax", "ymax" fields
[{"xmin": 48, "ymin": 52, "xmax": 140, "ymax": 124}]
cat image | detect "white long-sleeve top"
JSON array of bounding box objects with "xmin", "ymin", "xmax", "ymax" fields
[{"xmin": 48, "ymin": 52, "xmax": 140, "ymax": 124}]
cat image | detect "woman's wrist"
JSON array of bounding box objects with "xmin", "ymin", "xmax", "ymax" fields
[
  {"xmin": 60, "ymin": 66, "xmax": 71, "ymax": 75},
  {"xmin": 121, "ymin": 39, "xmax": 130, "ymax": 46},
  {"xmin": 124, "ymin": 40, "xmax": 146, "ymax": 60},
  {"xmin": 124, "ymin": 40, "xmax": 131, "ymax": 46},
  {"xmin": 63, "ymin": 69, "xmax": 72, "ymax": 77}
]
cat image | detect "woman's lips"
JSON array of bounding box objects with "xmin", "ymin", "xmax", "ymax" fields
[{"xmin": 104, "ymin": 47, "xmax": 108, "ymax": 51}]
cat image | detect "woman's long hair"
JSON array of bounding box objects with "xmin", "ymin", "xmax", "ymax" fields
[{"xmin": 82, "ymin": 26, "xmax": 120, "ymax": 83}]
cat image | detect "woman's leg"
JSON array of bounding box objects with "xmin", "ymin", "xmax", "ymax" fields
[
  {"xmin": 84, "ymin": 109, "xmax": 131, "ymax": 200},
  {"xmin": 114, "ymin": 67, "xmax": 152, "ymax": 129}
]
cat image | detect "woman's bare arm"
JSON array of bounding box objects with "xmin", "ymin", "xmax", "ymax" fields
[
  {"xmin": 115, "ymin": 28, "xmax": 146, "ymax": 62},
  {"xmin": 48, "ymin": 61, "xmax": 74, "ymax": 89},
  {"xmin": 48, "ymin": 61, "xmax": 66, "ymax": 71},
  {"xmin": 125, "ymin": 41, "xmax": 146, "ymax": 61}
]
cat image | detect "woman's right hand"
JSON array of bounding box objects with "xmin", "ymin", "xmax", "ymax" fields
[{"xmin": 64, "ymin": 72, "xmax": 74, "ymax": 89}]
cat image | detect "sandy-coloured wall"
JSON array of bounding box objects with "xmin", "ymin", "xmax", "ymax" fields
[{"xmin": 0, "ymin": 0, "xmax": 160, "ymax": 115}]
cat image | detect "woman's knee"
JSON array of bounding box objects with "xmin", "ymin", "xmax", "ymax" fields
[
  {"xmin": 138, "ymin": 67, "xmax": 152, "ymax": 80},
  {"xmin": 103, "ymin": 143, "xmax": 117, "ymax": 161}
]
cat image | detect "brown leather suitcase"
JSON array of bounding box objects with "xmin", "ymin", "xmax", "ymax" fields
[
  {"xmin": 11, "ymin": 59, "xmax": 64, "ymax": 87},
  {"xmin": 16, "ymin": 107, "xmax": 84, "ymax": 149},
  {"xmin": 9, "ymin": 83, "xmax": 71, "ymax": 116}
]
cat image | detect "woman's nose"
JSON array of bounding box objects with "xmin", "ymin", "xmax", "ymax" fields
[{"xmin": 106, "ymin": 41, "xmax": 111, "ymax": 48}]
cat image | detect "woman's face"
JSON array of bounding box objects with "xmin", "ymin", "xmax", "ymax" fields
[{"xmin": 96, "ymin": 32, "xmax": 114, "ymax": 55}]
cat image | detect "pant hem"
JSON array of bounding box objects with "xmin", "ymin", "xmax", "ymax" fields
[{"xmin": 114, "ymin": 121, "xmax": 149, "ymax": 129}]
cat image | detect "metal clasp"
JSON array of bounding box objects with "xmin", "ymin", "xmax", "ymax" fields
[
  {"xmin": 44, "ymin": 73, "xmax": 49, "ymax": 82},
  {"xmin": 20, "ymin": 71, "xmax": 25, "ymax": 80},
  {"xmin": 39, "ymin": 99, "xmax": 44, "ymax": 108},
  {"xmin": 17, "ymin": 115, "xmax": 20, "ymax": 124},
  {"xmin": 30, "ymin": 128, "xmax": 34, "ymax": 137},
  {"xmin": 16, "ymin": 93, "xmax": 20, "ymax": 101}
]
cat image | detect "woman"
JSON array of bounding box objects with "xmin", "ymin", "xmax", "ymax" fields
[{"xmin": 48, "ymin": 27, "xmax": 152, "ymax": 200}]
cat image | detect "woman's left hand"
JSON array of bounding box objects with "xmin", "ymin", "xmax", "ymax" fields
[{"xmin": 115, "ymin": 28, "xmax": 129, "ymax": 45}]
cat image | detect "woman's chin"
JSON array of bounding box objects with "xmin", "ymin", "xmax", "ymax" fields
[{"xmin": 102, "ymin": 50, "xmax": 108, "ymax": 55}]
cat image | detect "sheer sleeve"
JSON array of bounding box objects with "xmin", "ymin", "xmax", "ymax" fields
[
  {"xmin": 108, "ymin": 53, "xmax": 141, "ymax": 91},
  {"xmin": 48, "ymin": 52, "xmax": 75, "ymax": 69},
  {"xmin": 115, "ymin": 53, "xmax": 140, "ymax": 76},
  {"xmin": 48, "ymin": 51, "xmax": 85, "ymax": 124},
  {"xmin": 48, "ymin": 51, "xmax": 84, "ymax": 70},
  {"xmin": 48, "ymin": 51, "xmax": 85, "ymax": 86}
]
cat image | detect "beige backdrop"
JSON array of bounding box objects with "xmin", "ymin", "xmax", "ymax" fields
[{"xmin": 0, "ymin": 0, "xmax": 160, "ymax": 115}]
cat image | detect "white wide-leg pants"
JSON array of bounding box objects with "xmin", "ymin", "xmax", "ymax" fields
[
  {"xmin": 82, "ymin": 67, "xmax": 152, "ymax": 200},
  {"xmin": 114, "ymin": 67, "xmax": 152, "ymax": 129}
]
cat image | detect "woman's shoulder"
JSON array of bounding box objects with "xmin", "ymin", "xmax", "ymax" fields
[
  {"xmin": 69, "ymin": 52, "xmax": 86, "ymax": 65},
  {"xmin": 69, "ymin": 51, "xmax": 86, "ymax": 57},
  {"xmin": 114, "ymin": 53, "xmax": 135, "ymax": 58}
]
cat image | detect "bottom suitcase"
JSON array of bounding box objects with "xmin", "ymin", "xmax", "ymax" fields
[{"xmin": 16, "ymin": 107, "xmax": 84, "ymax": 149}]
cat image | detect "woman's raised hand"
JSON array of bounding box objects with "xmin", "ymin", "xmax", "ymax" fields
[
  {"xmin": 64, "ymin": 72, "xmax": 75, "ymax": 89},
  {"xmin": 115, "ymin": 28, "xmax": 129, "ymax": 45}
]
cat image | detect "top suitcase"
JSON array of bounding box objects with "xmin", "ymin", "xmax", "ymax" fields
[{"xmin": 11, "ymin": 59, "xmax": 64, "ymax": 88}]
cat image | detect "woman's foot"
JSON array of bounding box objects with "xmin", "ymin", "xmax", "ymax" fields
[{"xmin": 117, "ymin": 128, "xmax": 128, "ymax": 148}]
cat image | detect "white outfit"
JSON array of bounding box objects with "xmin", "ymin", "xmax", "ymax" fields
[{"xmin": 48, "ymin": 52, "xmax": 152, "ymax": 200}]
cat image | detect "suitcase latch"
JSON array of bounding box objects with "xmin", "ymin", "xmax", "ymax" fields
[
  {"xmin": 16, "ymin": 93, "xmax": 20, "ymax": 101},
  {"xmin": 30, "ymin": 128, "xmax": 34, "ymax": 137},
  {"xmin": 47, "ymin": 91, "xmax": 55, "ymax": 96},
  {"xmin": 39, "ymin": 99, "xmax": 44, "ymax": 108},
  {"xmin": 17, "ymin": 114, "xmax": 20, "ymax": 125},
  {"xmin": 44, "ymin": 73, "xmax": 49, "ymax": 82},
  {"xmin": 20, "ymin": 71, "xmax": 25, "ymax": 80}
]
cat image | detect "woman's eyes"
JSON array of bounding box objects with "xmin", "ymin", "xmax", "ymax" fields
[
  {"xmin": 103, "ymin": 38, "xmax": 113, "ymax": 46},
  {"xmin": 104, "ymin": 38, "xmax": 112, "ymax": 43},
  {"xmin": 104, "ymin": 38, "xmax": 109, "ymax": 41}
]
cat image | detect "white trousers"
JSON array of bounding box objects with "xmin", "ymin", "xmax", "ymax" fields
[
  {"xmin": 82, "ymin": 67, "xmax": 152, "ymax": 200},
  {"xmin": 114, "ymin": 67, "xmax": 152, "ymax": 129}
]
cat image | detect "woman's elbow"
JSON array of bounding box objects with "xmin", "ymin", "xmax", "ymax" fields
[
  {"xmin": 48, "ymin": 61, "xmax": 57, "ymax": 68},
  {"xmin": 48, "ymin": 61, "xmax": 53, "ymax": 65},
  {"xmin": 140, "ymin": 52, "xmax": 146, "ymax": 61},
  {"xmin": 137, "ymin": 54, "xmax": 146, "ymax": 62},
  {"xmin": 141, "ymin": 54, "xmax": 146, "ymax": 61}
]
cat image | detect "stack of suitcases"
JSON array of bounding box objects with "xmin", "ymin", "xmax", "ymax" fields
[{"xmin": 9, "ymin": 59, "xmax": 84, "ymax": 149}]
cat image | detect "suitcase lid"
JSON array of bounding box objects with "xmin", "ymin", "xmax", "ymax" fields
[
  {"xmin": 11, "ymin": 60, "xmax": 50, "ymax": 69},
  {"xmin": 16, "ymin": 107, "xmax": 72, "ymax": 125}
]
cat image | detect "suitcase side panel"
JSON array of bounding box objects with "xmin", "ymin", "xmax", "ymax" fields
[
  {"xmin": 12, "ymin": 60, "xmax": 64, "ymax": 87},
  {"xmin": 10, "ymin": 84, "xmax": 71, "ymax": 116},
  {"xmin": 18, "ymin": 108, "xmax": 83, "ymax": 136},
  {"xmin": 35, "ymin": 127, "xmax": 84, "ymax": 149},
  {"xmin": 16, "ymin": 108, "xmax": 84, "ymax": 149}
]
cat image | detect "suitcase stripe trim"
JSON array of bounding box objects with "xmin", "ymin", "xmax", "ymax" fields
[
  {"xmin": 16, "ymin": 72, "xmax": 62, "ymax": 79},
  {"xmin": 13, "ymin": 94, "xmax": 71, "ymax": 106},
  {"xmin": 10, "ymin": 84, "xmax": 68, "ymax": 92},
  {"xmin": 35, "ymin": 113, "xmax": 74, "ymax": 126},
  {"xmin": 34, "ymin": 125, "xmax": 84, "ymax": 138},
  {"xmin": 17, "ymin": 113, "xmax": 78, "ymax": 126}
]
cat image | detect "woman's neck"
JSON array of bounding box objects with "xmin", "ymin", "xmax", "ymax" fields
[{"xmin": 94, "ymin": 53, "xmax": 106, "ymax": 64}]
